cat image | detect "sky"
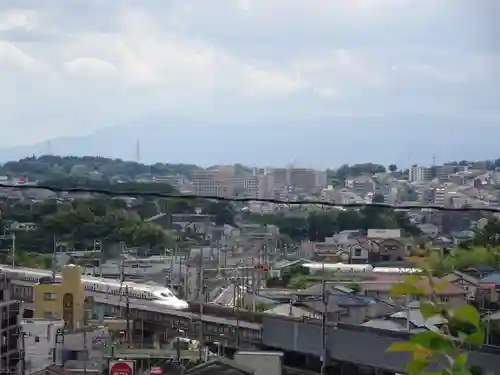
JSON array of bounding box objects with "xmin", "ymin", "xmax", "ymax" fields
[{"xmin": 0, "ymin": 0, "xmax": 499, "ymax": 164}]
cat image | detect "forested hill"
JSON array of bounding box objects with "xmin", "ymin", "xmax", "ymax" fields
[{"xmin": 0, "ymin": 155, "xmax": 202, "ymax": 182}]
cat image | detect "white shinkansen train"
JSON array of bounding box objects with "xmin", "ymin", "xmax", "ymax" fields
[
  {"xmin": 302, "ymin": 262, "xmax": 421, "ymax": 274},
  {"xmin": 0, "ymin": 265, "xmax": 189, "ymax": 310}
]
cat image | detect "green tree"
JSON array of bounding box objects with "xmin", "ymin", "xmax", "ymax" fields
[
  {"xmin": 247, "ymin": 207, "xmax": 420, "ymax": 243},
  {"xmin": 387, "ymin": 259, "xmax": 490, "ymax": 375},
  {"xmin": 136, "ymin": 201, "xmax": 159, "ymax": 219},
  {"xmin": 202, "ymin": 201, "xmax": 235, "ymax": 226},
  {"xmin": 0, "ymin": 155, "xmax": 202, "ymax": 181},
  {"xmin": 388, "ymin": 164, "xmax": 398, "ymax": 173},
  {"xmin": 254, "ymin": 301, "xmax": 268, "ymax": 312},
  {"xmin": 4, "ymin": 198, "xmax": 172, "ymax": 255},
  {"xmin": 287, "ymin": 275, "xmax": 310, "ymax": 290}
]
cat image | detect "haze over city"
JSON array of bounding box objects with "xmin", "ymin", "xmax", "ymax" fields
[
  {"xmin": 2, "ymin": 3, "xmax": 500, "ymax": 374},
  {"xmin": 0, "ymin": 1, "xmax": 499, "ymax": 167}
]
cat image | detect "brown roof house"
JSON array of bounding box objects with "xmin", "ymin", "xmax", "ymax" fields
[{"xmin": 360, "ymin": 276, "xmax": 468, "ymax": 309}]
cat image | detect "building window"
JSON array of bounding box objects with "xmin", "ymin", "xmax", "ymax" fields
[
  {"xmin": 44, "ymin": 293, "xmax": 57, "ymax": 301},
  {"xmin": 354, "ymin": 249, "xmax": 362, "ymax": 257},
  {"xmin": 440, "ymin": 295, "xmax": 449, "ymax": 303}
]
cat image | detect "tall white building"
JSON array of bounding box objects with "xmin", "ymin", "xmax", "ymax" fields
[{"xmin": 409, "ymin": 165, "xmax": 433, "ymax": 182}]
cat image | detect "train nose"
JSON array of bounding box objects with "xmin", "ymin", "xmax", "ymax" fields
[{"xmin": 176, "ymin": 300, "xmax": 189, "ymax": 310}]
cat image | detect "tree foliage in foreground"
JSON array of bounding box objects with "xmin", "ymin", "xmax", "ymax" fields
[{"xmin": 387, "ymin": 259, "xmax": 491, "ymax": 375}]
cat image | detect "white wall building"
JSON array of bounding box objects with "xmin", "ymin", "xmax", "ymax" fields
[
  {"xmin": 22, "ymin": 319, "xmax": 109, "ymax": 374},
  {"xmin": 22, "ymin": 319, "xmax": 64, "ymax": 374}
]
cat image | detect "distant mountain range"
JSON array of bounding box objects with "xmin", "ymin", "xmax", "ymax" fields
[{"xmin": 1, "ymin": 115, "xmax": 499, "ymax": 168}]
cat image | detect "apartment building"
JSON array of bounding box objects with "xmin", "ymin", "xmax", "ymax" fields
[
  {"xmin": 152, "ymin": 174, "xmax": 192, "ymax": 192},
  {"xmin": 288, "ymin": 168, "xmax": 317, "ymax": 193},
  {"xmin": 0, "ymin": 283, "xmax": 22, "ymax": 375},
  {"xmin": 434, "ymin": 165, "xmax": 459, "ymax": 182},
  {"xmin": 228, "ymin": 176, "xmax": 258, "ymax": 197},
  {"xmin": 409, "ymin": 165, "xmax": 433, "ymax": 182},
  {"xmin": 433, "ymin": 185, "xmax": 449, "ymax": 206},
  {"xmin": 258, "ymin": 167, "xmax": 326, "ymax": 197},
  {"xmin": 191, "ymin": 169, "xmax": 229, "ymax": 196},
  {"xmin": 345, "ymin": 175, "xmax": 375, "ymax": 196},
  {"xmin": 191, "ymin": 169, "xmax": 259, "ymax": 198}
]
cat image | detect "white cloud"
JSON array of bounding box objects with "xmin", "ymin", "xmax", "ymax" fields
[
  {"xmin": 64, "ymin": 57, "xmax": 117, "ymax": 77},
  {"xmin": 0, "ymin": 0, "xmax": 497, "ymax": 148},
  {"xmin": 0, "ymin": 41, "xmax": 38, "ymax": 70},
  {"xmin": 0, "ymin": 9, "xmax": 39, "ymax": 31}
]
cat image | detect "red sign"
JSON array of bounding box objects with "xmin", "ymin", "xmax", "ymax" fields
[
  {"xmin": 109, "ymin": 360, "xmax": 134, "ymax": 375},
  {"xmin": 150, "ymin": 367, "xmax": 163, "ymax": 375}
]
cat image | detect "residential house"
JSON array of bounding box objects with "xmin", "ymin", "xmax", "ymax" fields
[
  {"xmin": 8, "ymin": 221, "xmax": 37, "ymax": 232},
  {"xmin": 292, "ymin": 284, "xmax": 396, "ymax": 324},
  {"xmin": 300, "ymin": 241, "xmax": 345, "ymax": 262},
  {"xmin": 478, "ymin": 271, "xmax": 500, "ymax": 306},
  {"xmin": 360, "ymin": 276, "xmax": 467, "ymax": 308},
  {"xmin": 366, "ymin": 238, "xmax": 408, "ymax": 263},
  {"xmin": 443, "ymin": 271, "xmax": 480, "ymax": 302},
  {"xmin": 461, "ymin": 265, "xmax": 497, "ymax": 279},
  {"xmin": 346, "ymin": 241, "xmax": 370, "ymax": 264},
  {"xmin": 362, "ymin": 302, "xmax": 447, "ymax": 333},
  {"xmin": 430, "ymin": 236, "xmax": 453, "ymax": 254},
  {"xmin": 366, "ymin": 228, "xmax": 409, "ymax": 263},
  {"xmin": 264, "ymin": 303, "xmax": 321, "ymax": 319},
  {"xmin": 451, "ymin": 230, "xmax": 475, "ymax": 246},
  {"xmin": 367, "ymin": 229, "xmax": 402, "ymax": 239},
  {"xmin": 417, "ymin": 223, "xmax": 439, "ymax": 238}
]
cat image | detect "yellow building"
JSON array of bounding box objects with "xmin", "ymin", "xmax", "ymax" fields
[{"xmin": 33, "ymin": 264, "xmax": 85, "ymax": 330}]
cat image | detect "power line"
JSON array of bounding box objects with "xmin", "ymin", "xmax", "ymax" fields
[{"xmin": 0, "ymin": 182, "xmax": 498, "ymax": 212}]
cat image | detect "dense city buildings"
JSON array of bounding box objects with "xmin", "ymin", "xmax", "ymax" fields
[{"xmin": 2, "ymin": 155, "xmax": 500, "ymax": 374}]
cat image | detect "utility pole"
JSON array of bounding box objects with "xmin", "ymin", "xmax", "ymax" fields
[
  {"xmin": 125, "ymin": 285, "xmax": 131, "ymax": 348},
  {"xmin": 83, "ymin": 327, "xmax": 88, "ymax": 375},
  {"xmin": 198, "ymin": 246, "xmax": 204, "ymax": 362},
  {"xmin": 170, "ymin": 244, "xmax": 176, "ymax": 290},
  {"xmin": 320, "ymin": 262, "xmax": 328, "ymax": 375},
  {"xmin": 21, "ymin": 326, "xmax": 26, "ymax": 375},
  {"xmin": 405, "ymin": 294, "xmax": 411, "ymax": 333},
  {"xmin": 10, "ymin": 232, "xmax": 15, "ymax": 268},
  {"xmin": 96, "ymin": 239, "xmax": 103, "ymax": 278},
  {"xmin": 119, "ymin": 245, "xmax": 132, "ymax": 348},
  {"xmin": 235, "ymin": 276, "xmax": 240, "ymax": 348},
  {"xmin": 251, "ymin": 257, "xmax": 256, "ymax": 312},
  {"xmin": 51, "ymin": 236, "xmax": 58, "ymax": 282}
]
